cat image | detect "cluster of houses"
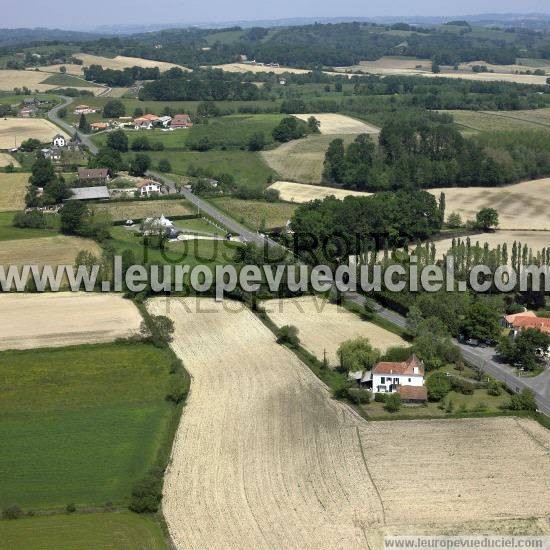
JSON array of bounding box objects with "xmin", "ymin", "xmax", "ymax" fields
[
  {"xmin": 501, "ymin": 311, "xmax": 550, "ymax": 359},
  {"xmin": 73, "ymin": 104, "xmax": 193, "ymax": 132},
  {"xmin": 349, "ymin": 355, "xmax": 428, "ymax": 403},
  {"xmin": 19, "ymin": 97, "xmax": 50, "ymax": 117},
  {"xmin": 42, "ymin": 133, "xmax": 83, "ymax": 163}
]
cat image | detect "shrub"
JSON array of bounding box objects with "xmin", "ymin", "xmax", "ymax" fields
[
  {"xmin": 332, "ymin": 380, "xmax": 351, "ymax": 400},
  {"xmin": 2, "ymin": 505, "xmax": 23, "ymax": 520},
  {"xmin": 507, "ymin": 389, "xmax": 537, "ymax": 411},
  {"xmin": 384, "ymin": 393, "xmax": 402, "ymax": 413},
  {"xmin": 450, "ymin": 377, "xmax": 474, "ymax": 395},
  {"xmin": 66, "ymin": 503, "xmax": 76, "ymax": 514},
  {"xmin": 426, "ymin": 372, "xmax": 451, "ymax": 401},
  {"xmin": 166, "ymin": 379, "xmax": 188, "ymax": 404},
  {"xmin": 12, "ymin": 210, "xmax": 48, "ymax": 229},
  {"xmin": 276, "ymin": 325, "xmax": 300, "ymax": 347},
  {"xmin": 348, "ymin": 388, "xmax": 371, "ymax": 404},
  {"xmin": 158, "ymin": 158, "xmax": 171, "ymax": 173},
  {"xmin": 129, "ymin": 469, "xmax": 163, "ymax": 513},
  {"xmin": 374, "ymin": 393, "xmax": 386, "ymax": 403},
  {"xmin": 487, "ymin": 378, "xmax": 502, "ymax": 396}
]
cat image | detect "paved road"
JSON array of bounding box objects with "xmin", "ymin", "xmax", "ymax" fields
[
  {"xmin": 345, "ymin": 291, "xmax": 550, "ymax": 415},
  {"xmin": 151, "ymin": 171, "xmax": 281, "ymax": 248},
  {"xmin": 47, "ymin": 96, "xmax": 99, "ymax": 154}
]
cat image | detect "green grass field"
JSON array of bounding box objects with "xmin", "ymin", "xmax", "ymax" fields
[
  {"xmin": 209, "ymin": 197, "xmax": 298, "ymax": 230},
  {"xmin": 0, "ymin": 512, "xmax": 166, "ymax": 550},
  {"xmin": 444, "ymin": 109, "xmax": 550, "ymax": 134},
  {"xmin": 42, "ymin": 73, "xmax": 97, "ymax": 87},
  {"xmin": 142, "ymin": 150, "xmax": 275, "ymax": 190},
  {"xmin": 0, "ymin": 342, "xmax": 181, "ymax": 511},
  {"xmin": 0, "ymin": 211, "xmax": 59, "ymax": 241}
]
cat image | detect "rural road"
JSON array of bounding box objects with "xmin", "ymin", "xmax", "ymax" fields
[
  {"xmin": 48, "ymin": 96, "xmax": 99, "ymax": 154},
  {"xmin": 345, "ymin": 291, "xmax": 550, "ymax": 415}
]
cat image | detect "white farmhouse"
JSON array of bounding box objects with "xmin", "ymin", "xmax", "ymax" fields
[
  {"xmin": 370, "ymin": 355, "xmax": 427, "ymax": 402},
  {"xmin": 52, "ymin": 134, "xmax": 67, "ymax": 148}
]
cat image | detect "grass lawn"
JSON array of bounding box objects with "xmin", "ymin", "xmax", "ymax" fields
[
  {"xmin": 142, "ymin": 150, "xmax": 275, "ymax": 191},
  {"xmin": 174, "ymin": 217, "xmax": 226, "ymax": 236},
  {"xmin": 0, "ymin": 512, "xmax": 166, "ymax": 550},
  {"xmin": 209, "ymin": 197, "xmax": 297, "ymax": 230},
  {"xmin": 92, "ymin": 198, "xmax": 194, "ymax": 222},
  {"xmin": 0, "ymin": 342, "xmax": 182, "ymax": 511},
  {"xmin": 0, "ymin": 211, "xmax": 59, "ymax": 241},
  {"xmin": 109, "ymin": 225, "xmax": 240, "ymax": 268}
]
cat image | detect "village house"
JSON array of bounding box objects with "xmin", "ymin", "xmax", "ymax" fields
[
  {"xmin": 19, "ymin": 106, "xmax": 37, "ymax": 117},
  {"xmin": 136, "ymin": 179, "xmax": 162, "ymax": 197},
  {"xmin": 77, "ymin": 167, "xmax": 110, "ymax": 184},
  {"xmin": 52, "ymin": 134, "xmax": 67, "ymax": 148},
  {"xmin": 41, "ymin": 147, "xmax": 61, "ymax": 162},
  {"xmin": 67, "ymin": 133, "xmax": 83, "ymax": 151},
  {"xmin": 90, "ymin": 122, "xmax": 109, "ymax": 132},
  {"xmin": 170, "ymin": 113, "xmax": 193, "ymax": 129},
  {"xmin": 370, "ymin": 355, "xmax": 427, "ymax": 401},
  {"xmin": 134, "ymin": 113, "xmax": 160, "ymax": 130},
  {"xmin": 501, "ymin": 311, "xmax": 550, "ymax": 338},
  {"xmin": 73, "ymin": 104, "xmax": 97, "ymax": 115}
]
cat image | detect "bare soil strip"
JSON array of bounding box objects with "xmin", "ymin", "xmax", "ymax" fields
[
  {"xmin": 293, "ymin": 113, "xmax": 379, "ymax": 135},
  {"xmin": 268, "ymin": 181, "xmax": 371, "ymax": 202},
  {"xmin": 0, "ymin": 293, "xmax": 142, "ymax": 350}
]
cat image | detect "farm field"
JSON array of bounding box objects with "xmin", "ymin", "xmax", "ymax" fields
[
  {"xmin": 262, "ymin": 296, "xmax": 407, "ymax": 364},
  {"xmin": 429, "ymin": 178, "xmax": 550, "ymax": 230},
  {"xmin": 212, "ymin": 62, "xmax": 310, "ymax": 74},
  {"xmin": 0, "ymin": 513, "xmax": 166, "ymax": 550},
  {"xmin": 0, "ymin": 234, "xmax": 100, "ymax": 272},
  {"xmin": 0, "ymin": 69, "xmax": 104, "ymax": 95},
  {"xmin": 293, "ymin": 113, "xmax": 380, "ymax": 134},
  {"xmin": 334, "ymin": 56, "xmax": 432, "ymax": 73},
  {"xmin": 261, "ymin": 134, "xmax": 355, "ymax": 183},
  {"xmin": 0, "ymin": 152, "xmax": 20, "ymax": 167},
  {"xmin": 0, "ymin": 172, "xmax": 28, "ymax": 210},
  {"xmin": 143, "ymin": 150, "xmax": 274, "ymax": 190},
  {"xmin": 430, "ymin": 230, "xmax": 550, "ymax": 259},
  {"xmin": 0, "ymin": 341, "xmax": 179, "ymax": 510},
  {"xmin": 147, "ymin": 296, "xmax": 550, "ymax": 548},
  {"xmin": 147, "ymin": 296, "xmax": 384, "ymax": 549},
  {"xmin": 0, "ymin": 117, "xmax": 68, "ymax": 149},
  {"xmin": 268, "ymin": 180, "xmax": 370, "ymax": 202},
  {"xmin": 74, "ymin": 53, "xmax": 189, "ymax": 72},
  {"xmin": 444, "ymin": 110, "xmax": 550, "ymax": 134},
  {"xmin": 208, "ymin": 197, "xmax": 297, "ymax": 230},
  {"xmin": 0, "ymin": 293, "xmax": 142, "ymax": 350},
  {"xmin": 92, "ymin": 198, "xmax": 193, "ymax": 221},
  {"xmin": 427, "ymin": 71, "xmax": 549, "ymax": 85}
]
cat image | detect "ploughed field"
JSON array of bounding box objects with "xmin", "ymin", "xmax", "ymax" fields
[{"xmin": 147, "ymin": 297, "xmax": 550, "ymax": 549}]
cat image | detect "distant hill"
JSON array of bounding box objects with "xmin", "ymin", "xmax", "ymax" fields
[{"xmin": 0, "ymin": 28, "xmax": 107, "ymax": 47}]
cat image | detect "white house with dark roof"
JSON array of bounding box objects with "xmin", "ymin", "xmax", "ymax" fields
[{"xmin": 52, "ymin": 134, "xmax": 67, "ymax": 148}]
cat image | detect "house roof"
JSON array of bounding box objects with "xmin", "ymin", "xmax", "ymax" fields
[
  {"xmin": 141, "ymin": 113, "xmax": 159, "ymax": 121},
  {"xmin": 397, "ymin": 385, "xmax": 428, "ymax": 401},
  {"xmin": 135, "ymin": 179, "xmax": 159, "ymax": 189},
  {"xmin": 505, "ymin": 310, "xmax": 537, "ymax": 324},
  {"xmin": 78, "ymin": 168, "xmax": 109, "ymax": 180},
  {"xmin": 372, "ymin": 355, "xmax": 424, "ymax": 376},
  {"xmin": 511, "ymin": 315, "xmax": 550, "ymax": 334},
  {"xmin": 75, "ymin": 104, "xmax": 90, "ymax": 109},
  {"xmin": 171, "ymin": 114, "xmax": 192, "ymax": 125},
  {"xmin": 69, "ymin": 186, "xmax": 110, "ymax": 200},
  {"xmin": 90, "ymin": 122, "xmax": 108, "ymax": 129}
]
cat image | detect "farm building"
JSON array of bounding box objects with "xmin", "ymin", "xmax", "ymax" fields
[
  {"xmin": 134, "ymin": 113, "xmax": 160, "ymax": 129},
  {"xmin": 78, "ymin": 167, "xmax": 110, "ymax": 184},
  {"xmin": 90, "ymin": 122, "xmax": 109, "ymax": 131},
  {"xmin": 68, "ymin": 186, "xmax": 110, "ymax": 201},
  {"xmin": 171, "ymin": 114, "xmax": 193, "ymax": 129},
  {"xmin": 73, "ymin": 104, "xmax": 97, "ymax": 115},
  {"xmin": 136, "ymin": 179, "xmax": 162, "ymax": 197}
]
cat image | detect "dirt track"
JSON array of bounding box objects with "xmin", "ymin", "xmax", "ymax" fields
[
  {"xmin": 0, "ymin": 293, "xmax": 142, "ymax": 350},
  {"xmin": 148, "ymin": 297, "xmax": 550, "ymax": 550}
]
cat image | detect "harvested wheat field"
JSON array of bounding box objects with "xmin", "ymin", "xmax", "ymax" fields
[
  {"xmin": 294, "ymin": 113, "xmax": 379, "ymax": 135},
  {"xmin": 212, "ymin": 63, "xmax": 310, "ymax": 74},
  {"xmin": 148, "ymin": 296, "xmax": 384, "ymax": 550},
  {"xmin": 429, "ymin": 178, "xmax": 550, "ymax": 230},
  {"xmin": 74, "ymin": 54, "xmax": 189, "ymax": 72},
  {"xmin": 427, "ymin": 71, "xmax": 548, "ymax": 85},
  {"xmin": 92, "ymin": 199, "xmax": 193, "ymax": 221},
  {"xmin": 0, "ymin": 235, "xmax": 100, "ymax": 270},
  {"xmin": 0, "ymin": 172, "xmax": 28, "ymax": 211},
  {"xmin": 29, "ymin": 63, "xmax": 87, "ymax": 75},
  {"xmin": 0, "ymin": 153, "xmax": 20, "ymax": 168},
  {"xmin": 0, "ymin": 118, "xmax": 68, "ymax": 149},
  {"xmin": 269, "ymin": 181, "xmax": 370, "ymax": 203},
  {"xmin": 262, "ymin": 135, "xmax": 355, "ymax": 183},
  {"xmin": 0, "ymin": 70, "xmax": 58, "ymax": 92},
  {"xmin": 147, "ymin": 296, "xmax": 550, "ymax": 549},
  {"xmin": 0, "ymin": 293, "xmax": 142, "ymax": 350},
  {"xmin": 430, "ymin": 230, "xmax": 550, "ymax": 260},
  {"xmin": 262, "ymin": 296, "xmax": 406, "ymax": 364}
]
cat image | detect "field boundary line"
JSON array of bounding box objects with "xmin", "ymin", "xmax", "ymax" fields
[{"xmin": 513, "ymin": 417, "xmax": 550, "ymax": 453}]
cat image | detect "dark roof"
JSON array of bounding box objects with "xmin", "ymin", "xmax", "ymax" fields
[
  {"xmin": 78, "ymin": 168, "xmax": 109, "ymax": 180},
  {"xmin": 69, "ymin": 186, "xmax": 110, "ymax": 200}
]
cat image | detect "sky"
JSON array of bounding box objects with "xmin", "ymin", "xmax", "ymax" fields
[{"xmin": 2, "ymin": 0, "xmax": 550, "ymax": 29}]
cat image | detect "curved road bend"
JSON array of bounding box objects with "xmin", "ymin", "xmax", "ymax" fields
[
  {"xmin": 345, "ymin": 291, "xmax": 550, "ymax": 416},
  {"xmin": 48, "ymin": 96, "xmax": 99, "ymax": 154}
]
